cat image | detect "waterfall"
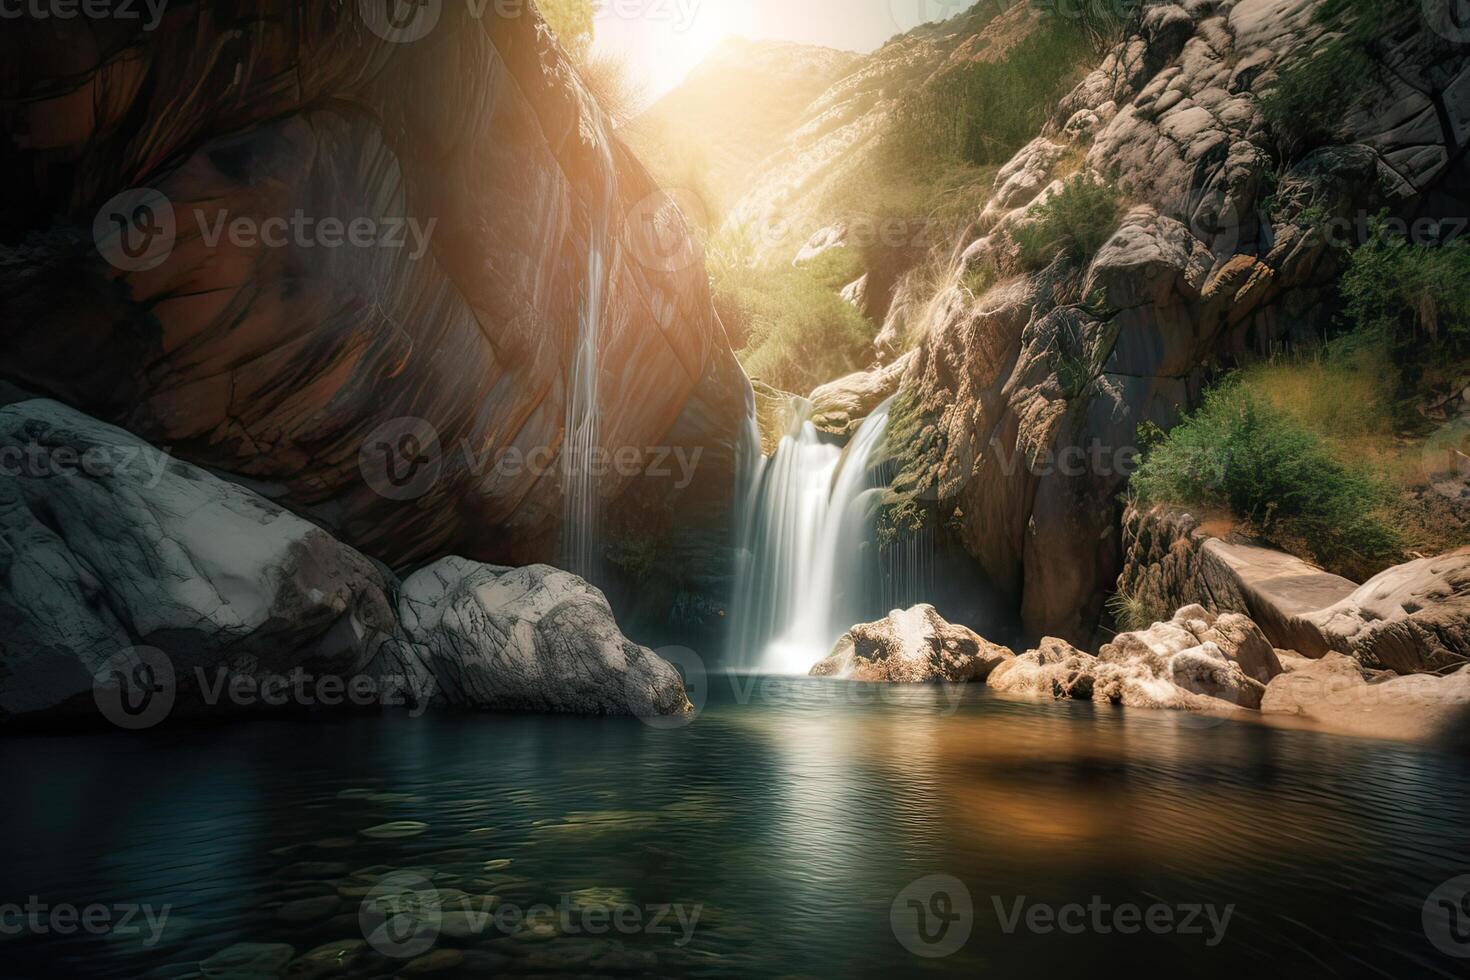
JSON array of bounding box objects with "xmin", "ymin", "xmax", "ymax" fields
[
  {"xmin": 561, "ymin": 129, "xmax": 618, "ymax": 583},
  {"xmin": 731, "ymin": 395, "xmax": 929, "ymax": 674},
  {"xmin": 561, "ymin": 239, "xmax": 604, "ymax": 581}
]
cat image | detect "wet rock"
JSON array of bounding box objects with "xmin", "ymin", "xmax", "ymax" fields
[
  {"xmin": 370, "ymin": 561, "xmax": 691, "ymax": 717},
  {"xmin": 284, "ymin": 940, "xmax": 365, "ymax": 980},
  {"xmin": 401, "ymin": 949, "xmax": 464, "ymax": 975},
  {"xmin": 275, "ymin": 896, "xmax": 342, "ymax": 925},
  {"xmin": 359, "ymin": 821, "xmax": 428, "ymax": 840},
  {"xmin": 808, "ymin": 351, "xmax": 916, "ymax": 436},
  {"xmin": 812, "ymin": 605, "xmax": 1014, "ymax": 683},
  {"xmin": 200, "ymin": 943, "xmax": 295, "ymax": 978}
]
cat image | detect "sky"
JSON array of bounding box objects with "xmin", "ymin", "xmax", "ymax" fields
[{"xmin": 593, "ymin": 0, "xmax": 977, "ymax": 100}]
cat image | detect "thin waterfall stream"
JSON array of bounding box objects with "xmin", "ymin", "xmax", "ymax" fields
[{"xmin": 731, "ymin": 395, "xmax": 931, "ymax": 674}]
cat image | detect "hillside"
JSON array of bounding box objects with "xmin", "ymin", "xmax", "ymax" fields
[{"xmin": 627, "ymin": 37, "xmax": 858, "ymax": 224}]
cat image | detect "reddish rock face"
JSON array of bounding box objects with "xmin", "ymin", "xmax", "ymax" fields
[{"xmin": 0, "ymin": 4, "xmax": 748, "ymax": 581}]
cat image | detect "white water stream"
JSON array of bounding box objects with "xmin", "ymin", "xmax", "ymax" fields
[{"xmin": 731, "ymin": 396, "xmax": 929, "ymax": 674}]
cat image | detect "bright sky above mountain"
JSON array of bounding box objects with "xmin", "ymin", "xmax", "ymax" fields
[{"xmin": 593, "ymin": 0, "xmax": 975, "ymax": 99}]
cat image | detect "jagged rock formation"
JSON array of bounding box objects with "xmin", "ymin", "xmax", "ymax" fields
[
  {"xmin": 891, "ymin": 0, "xmax": 1470, "ymax": 645},
  {"xmin": 0, "ymin": 2, "xmax": 748, "ymax": 623},
  {"xmin": 988, "ymin": 605, "xmax": 1272, "ymax": 712},
  {"xmin": 810, "ymin": 603, "xmax": 1012, "ymax": 682},
  {"xmin": 1120, "ymin": 504, "xmax": 1470, "ymax": 675},
  {"xmin": 0, "ymin": 400, "xmax": 690, "ymax": 725}
]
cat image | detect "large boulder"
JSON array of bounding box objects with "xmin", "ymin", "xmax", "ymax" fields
[
  {"xmin": 810, "ymin": 605, "xmax": 1012, "ymax": 683},
  {"xmin": 1120, "ymin": 505, "xmax": 1470, "ymax": 675},
  {"xmin": 1117, "ymin": 504, "xmax": 1359, "ymax": 656},
  {"xmin": 0, "ymin": 400, "xmax": 691, "ymax": 724},
  {"xmin": 1308, "ymin": 550, "xmax": 1470, "ymax": 675},
  {"xmin": 1262, "ymin": 654, "xmax": 1470, "ymax": 743},
  {"xmin": 376, "ymin": 559, "xmax": 691, "ymax": 717},
  {"xmin": 0, "ymin": 3, "xmax": 748, "ymax": 613},
  {"xmin": 0, "ymin": 400, "xmax": 395, "ymax": 723},
  {"xmin": 808, "ymin": 351, "xmax": 916, "ymax": 437}
]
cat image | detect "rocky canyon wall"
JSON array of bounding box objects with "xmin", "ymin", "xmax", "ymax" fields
[{"xmin": 0, "ymin": 1, "xmax": 748, "ymax": 621}]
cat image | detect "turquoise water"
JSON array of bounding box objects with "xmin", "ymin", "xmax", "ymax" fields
[{"xmin": 3, "ymin": 677, "xmax": 1469, "ymax": 977}]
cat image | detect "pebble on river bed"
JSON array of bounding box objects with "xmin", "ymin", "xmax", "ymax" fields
[{"xmin": 359, "ymin": 820, "xmax": 429, "ymax": 839}]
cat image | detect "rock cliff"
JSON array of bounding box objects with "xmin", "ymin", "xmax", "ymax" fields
[
  {"xmin": 0, "ymin": 1, "xmax": 748, "ymax": 618},
  {"xmin": 891, "ymin": 0, "xmax": 1470, "ymax": 644}
]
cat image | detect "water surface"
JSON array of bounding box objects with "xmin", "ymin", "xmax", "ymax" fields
[{"xmin": 3, "ymin": 677, "xmax": 1468, "ymax": 977}]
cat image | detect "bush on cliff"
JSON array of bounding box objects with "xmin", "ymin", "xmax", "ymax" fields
[
  {"xmin": 711, "ymin": 228, "xmax": 875, "ymax": 394},
  {"xmin": 1014, "ymin": 175, "xmax": 1123, "ymax": 270},
  {"xmin": 1131, "ymin": 382, "xmax": 1402, "ymax": 579}
]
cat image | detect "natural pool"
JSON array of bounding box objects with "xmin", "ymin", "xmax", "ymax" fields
[{"xmin": 3, "ymin": 675, "xmax": 1469, "ymax": 978}]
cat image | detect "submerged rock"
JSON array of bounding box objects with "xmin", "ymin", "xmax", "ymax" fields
[
  {"xmin": 811, "ymin": 605, "xmax": 1013, "ymax": 682},
  {"xmin": 373, "ymin": 560, "xmax": 691, "ymax": 717}
]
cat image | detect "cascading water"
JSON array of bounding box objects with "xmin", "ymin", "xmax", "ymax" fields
[
  {"xmin": 561, "ymin": 130, "xmax": 618, "ymax": 583},
  {"xmin": 561, "ymin": 239, "xmax": 604, "ymax": 581},
  {"xmin": 731, "ymin": 395, "xmax": 931, "ymax": 674}
]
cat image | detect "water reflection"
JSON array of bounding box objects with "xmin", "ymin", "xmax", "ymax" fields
[{"xmin": 1, "ymin": 679, "xmax": 1468, "ymax": 977}]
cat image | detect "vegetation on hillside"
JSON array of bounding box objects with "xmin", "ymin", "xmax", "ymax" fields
[
  {"xmin": 1260, "ymin": 0, "xmax": 1415, "ymax": 151},
  {"xmin": 1014, "ymin": 175, "xmax": 1123, "ymax": 270},
  {"xmin": 1130, "ymin": 227, "xmax": 1470, "ymax": 581},
  {"xmin": 710, "ymin": 227, "xmax": 876, "ymax": 395}
]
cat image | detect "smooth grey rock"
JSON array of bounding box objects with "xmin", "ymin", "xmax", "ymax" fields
[
  {"xmin": 373, "ymin": 559, "xmax": 691, "ymax": 716},
  {"xmin": 812, "ymin": 605, "xmax": 1013, "ymax": 683}
]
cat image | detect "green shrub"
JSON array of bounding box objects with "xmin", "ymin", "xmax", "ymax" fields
[
  {"xmin": 1013, "ymin": 175, "xmax": 1122, "ymax": 270},
  {"xmin": 1131, "ymin": 382, "xmax": 1401, "ymax": 576},
  {"xmin": 880, "ymin": 16, "xmax": 1098, "ymax": 173},
  {"xmin": 716, "ymin": 259, "xmax": 875, "ymax": 395},
  {"xmin": 1341, "ymin": 222, "xmax": 1470, "ymax": 349},
  {"xmin": 1260, "ymin": 0, "xmax": 1413, "ymax": 150}
]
